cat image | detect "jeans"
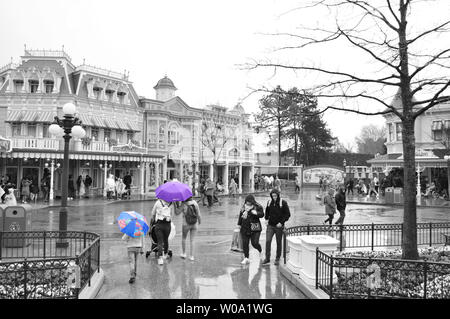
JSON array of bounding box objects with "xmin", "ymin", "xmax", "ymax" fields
[
  {"xmin": 335, "ymin": 210, "xmax": 346, "ymax": 225},
  {"xmin": 324, "ymin": 214, "xmax": 334, "ymax": 225},
  {"xmin": 182, "ymin": 223, "xmax": 198, "ymax": 256},
  {"xmin": 265, "ymin": 225, "xmax": 283, "ymax": 260},
  {"xmin": 154, "ymin": 220, "xmax": 171, "ymax": 257},
  {"xmin": 127, "ymin": 248, "xmax": 140, "ymax": 278},
  {"xmin": 241, "ymin": 231, "xmax": 262, "ymax": 258},
  {"xmin": 206, "ymin": 195, "xmax": 213, "ymax": 207}
]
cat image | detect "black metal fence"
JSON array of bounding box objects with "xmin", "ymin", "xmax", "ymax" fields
[
  {"xmin": 0, "ymin": 231, "xmax": 100, "ymax": 299},
  {"xmin": 316, "ymin": 249, "xmax": 450, "ymax": 299},
  {"xmin": 283, "ymin": 222, "xmax": 450, "ymax": 263}
]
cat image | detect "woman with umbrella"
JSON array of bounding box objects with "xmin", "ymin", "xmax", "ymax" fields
[{"xmin": 152, "ymin": 181, "xmax": 193, "ymax": 265}]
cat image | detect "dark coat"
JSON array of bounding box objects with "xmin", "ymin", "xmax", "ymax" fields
[
  {"xmin": 238, "ymin": 200, "xmax": 264, "ymax": 236},
  {"xmin": 265, "ymin": 189, "xmax": 291, "ymax": 227},
  {"xmin": 335, "ymin": 190, "xmax": 347, "ymax": 212}
]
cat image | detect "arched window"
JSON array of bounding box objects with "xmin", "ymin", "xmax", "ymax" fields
[{"xmin": 168, "ymin": 123, "xmax": 179, "ymax": 145}]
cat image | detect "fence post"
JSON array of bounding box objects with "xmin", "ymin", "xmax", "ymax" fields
[
  {"xmin": 75, "ymin": 255, "xmax": 80, "ymax": 299},
  {"xmin": 429, "ymin": 222, "xmax": 432, "ymax": 247},
  {"xmin": 371, "ymin": 223, "xmax": 375, "ymax": 251},
  {"xmin": 315, "ymin": 247, "xmax": 319, "ymax": 289},
  {"xmin": 43, "ymin": 231, "xmax": 46, "ymax": 259},
  {"xmin": 83, "ymin": 232, "xmax": 87, "ymax": 250},
  {"xmin": 307, "ymin": 224, "xmax": 310, "ymax": 235},
  {"xmin": 0, "ymin": 232, "xmax": 2, "ymax": 260},
  {"xmin": 283, "ymin": 230, "xmax": 287, "ymax": 265},
  {"xmin": 97, "ymin": 240, "xmax": 100, "ymax": 273},
  {"xmin": 23, "ymin": 258, "xmax": 28, "ymax": 299},
  {"xmin": 401, "ymin": 223, "xmax": 404, "ymax": 246},
  {"xmin": 88, "ymin": 248, "xmax": 92, "ymax": 287},
  {"xmin": 423, "ymin": 260, "xmax": 428, "ymax": 299},
  {"xmin": 339, "ymin": 224, "xmax": 343, "ymax": 252},
  {"xmin": 329, "ymin": 254, "xmax": 334, "ymax": 299}
]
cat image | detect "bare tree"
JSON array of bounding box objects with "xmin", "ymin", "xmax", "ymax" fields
[
  {"xmin": 247, "ymin": 0, "xmax": 450, "ymax": 259},
  {"xmin": 356, "ymin": 124, "xmax": 387, "ymax": 154}
]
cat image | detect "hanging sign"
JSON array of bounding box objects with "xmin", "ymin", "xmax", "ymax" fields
[{"xmin": 0, "ymin": 136, "xmax": 12, "ymax": 153}]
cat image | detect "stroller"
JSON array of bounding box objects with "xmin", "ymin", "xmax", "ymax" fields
[{"xmin": 145, "ymin": 221, "xmax": 173, "ymax": 258}]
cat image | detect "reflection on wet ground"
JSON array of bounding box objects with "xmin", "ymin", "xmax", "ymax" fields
[{"xmin": 26, "ymin": 189, "xmax": 450, "ymax": 299}]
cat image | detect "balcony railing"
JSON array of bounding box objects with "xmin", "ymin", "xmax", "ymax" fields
[
  {"xmin": 78, "ymin": 141, "xmax": 111, "ymax": 153},
  {"xmin": 12, "ymin": 137, "xmax": 59, "ymax": 151}
]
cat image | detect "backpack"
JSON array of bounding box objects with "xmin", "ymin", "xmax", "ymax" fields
[{"xmin": 185, "ymin": 204, "xmax": 198, "ymax": 225}]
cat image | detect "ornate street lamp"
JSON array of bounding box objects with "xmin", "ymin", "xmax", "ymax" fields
[
  {"xmin": 444, "ymin": 155, "xmax": 450, "ymax": 200},
  {"xmin": 49, "ymin": 102, "xmax": 86, "ymax": 248}
]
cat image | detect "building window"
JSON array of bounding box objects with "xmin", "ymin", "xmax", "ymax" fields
[
  {"xmin": 168, "ymin": 123, "xmax": 179, "ymax": 145},
  {"xmin": 396, "ymin": 123, "xmax": 402, "ymax": 141},
  {"xmin": 433, "ymin": 129, "xmax": 443, "ymax": 141},
  {"xmin": 14, "ymin": 80, "xmax": 24, "ymax": 93},
  {"xmin": 148, "ymin": 120, "xmax": 158, "ymax": 145},
  {"xmin": 388, "ymin": 124, "xmax": 394, "ymax": 142},
  {"xmin": 12, "ymin": 123, "xmax": 21, "ymax": 136},
  {"xmin": 159, "ymin": 122, "xmax": 166, "ymax": 145},
  {"xmin": 105, "ymin": 90, "xmax": 114, "ymax": 102},
  {"xmin": 127, "ymin": 131, "xmax": 134, "ymax": 143},
  {"xmin": 116, "ymin": 130, "xmax": 124, "ymax": 143},
  {"xmin": 117, "ymin": 91, "xmax": 126, "ymax": 104},
  {"xmin": 93, "ymin": 87, "xmax": 102, "ymax": 100},
  {"xmin": 43, "ymin": 124, "xmax": 50, "ymax": 138},
  {"xmin": 104, "ymin": 129, "xmax": 111, "ymax": 141},
  {"xmin": 44, "ymin": 80, "xmax": 54, "ymax": 93},
  {"xmin": 27, "ymin": 124, "xmax": 37, "ymax": 137},
  {"xmin": 91, "ymin": 128, "xmax": 99, "ymax": 141},
  {"xmin": 29, "ymin": 80, "xmax": 39, "ymax": 93}
]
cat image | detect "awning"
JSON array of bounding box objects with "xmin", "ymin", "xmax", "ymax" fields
[
  {"xmin": 103, "ymin": 117, "xmax": 120, "ymax": 129},
  {"xmin": 127, "ymin": 121, "xmax": 141, "ymax": 132},
  {"xmin": 115, "ymin": 118, "xmax": 132, "ymax": 131},
  {"xmin": 6, "ymin": 110, "xmax": 24, "ymax": 122},
  {"xmin": 91, "ymin": 115, "xmax": 106, "ymax": 128},
  {"xmin": 432, "ymin": 121, "xmax": 443, "ymax": 130},
  {"xmin": 77, "ymin": 113, "xmax": 93, "ymax": 126},
  {"xmin": 39, "ymin": 112, "xmax": 56, "ymax": 123},
  {"xmin": 21, "ymin": 111, "xmax": 39, "ymax": 122}
]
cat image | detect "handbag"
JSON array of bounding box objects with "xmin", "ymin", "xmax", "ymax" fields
[
  {"xmin": 230, "ymin": 228, "xmax": 243, "ymax": 252},
  {"xmin": 250, "ymin": 222, "xmax": 262, "ymax": 232}
]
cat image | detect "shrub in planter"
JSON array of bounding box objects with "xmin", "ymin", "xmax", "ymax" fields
[
  {"xmin": 81, "ymin": 136, "xmax": 92, "ymax": 147},
  {"xmin": 108, "ymin": 138, "xmax": 118, "ymax": 147}
]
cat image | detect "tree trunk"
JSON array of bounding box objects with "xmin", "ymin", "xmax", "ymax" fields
[
  {"xmin": 401, "ymin": 118, "xmax": 419, "ymax": 260},
  {"xmin": 278, "ymin": 120, "xmax": 282, "ymax": 166}
]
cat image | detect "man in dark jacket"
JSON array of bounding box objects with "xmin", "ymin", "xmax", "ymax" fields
[
  {"xmin": 335, "ymin": 185, "xmax": 347, "ymax": 225},
  {"xmin": 123, "ymin": 172, "xmax": 132, "ymax": 199},
  {"xmin": 262, "ymin": 188, "xmax": 290, "ymax": 266}
]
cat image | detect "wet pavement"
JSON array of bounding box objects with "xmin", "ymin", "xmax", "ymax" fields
[{"xmin": 25, "ymin": 189, "xmax": 450, "ymax": 299}]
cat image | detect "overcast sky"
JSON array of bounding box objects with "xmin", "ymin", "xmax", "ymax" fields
[{"xmin": 1, "ymin": 0, "xmax": 448, "ymax": 152}]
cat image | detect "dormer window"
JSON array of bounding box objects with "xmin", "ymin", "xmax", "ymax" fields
[
  {"xmin": 117, "ymin": 91, "xmax": 126, "ymax": 104},
  {"xmin": 14, "ymin": 80, "xmax": 24, "ymax": 93},
  {"xmin": 44, "ymin": 80, "xmax": 54, "ymax": 94},
  {"xmin": 29, "ymin": 80, "xmax": 39, "ymax": 93},
  {"xmin": 93, "ymin": 87, "xmax": 102, "ymax": 100},
  {"xmin": 105, "ymin": 89, "xmax": 114, "ymax": 102}
]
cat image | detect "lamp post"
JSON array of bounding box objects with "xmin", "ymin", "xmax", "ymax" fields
[
  {"xmin": 444, "ymin": 155, "xmax": 450, "ymax": 200},
  {"xmin": 49, "ymin": 103, "xmax": 86, "ymax": 248},
  {"xmin": 44, "ymin": 160, "xmax": 60, "ymax": 201},
  {"xmin": 99, "ymin": 161, "xmax": 113, "ymax": 198}
]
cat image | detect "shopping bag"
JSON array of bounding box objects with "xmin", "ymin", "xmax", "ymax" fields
[{"xmin": 230, "ymin": 228, "xmax": 243, "ymax": 253}]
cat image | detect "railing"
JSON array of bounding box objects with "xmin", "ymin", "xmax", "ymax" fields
[
  {"xmin": 316, "ymin": 249, "xmax": 450, "ymax": 299},
  {"xmin": 76, "ymin": 64, "xmax": 127, "ymax": 80},
  {"xmin": 79, "ymin": 141, "xmax": 111, "ymax": 152},
  {"xmin": 0, "ymin": 231, "xmax": 100, "ymax": 299},
  {"xmin": 283, "ymin": 222, "xmax": 450, "ymax": 264},
  {"xmin": 24, "ymin": 49, "xmax": 72, "ymax": 62},
  {"xmin": 12, "ymin": 137, "xmax": 60, "ymax": 151},
  {"xmin": 0, "ymin": 62, "xmax": 18, "ymax": 74}
]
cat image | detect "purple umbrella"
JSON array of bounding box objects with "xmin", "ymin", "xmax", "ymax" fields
[{"xmin": 155, "ymin": 181, "xmax": 193, "ymax": 202}]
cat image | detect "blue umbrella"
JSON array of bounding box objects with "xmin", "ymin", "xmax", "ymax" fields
[
  {"xmin": 155, "ymin": 181, "xmax": 193, "ymax": 202},
  {"xmin": 117, "ymin": 211, "xmax": 149, "ymax": 238}
]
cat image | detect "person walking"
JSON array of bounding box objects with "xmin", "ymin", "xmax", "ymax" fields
[
  {"xmin": 76, "ymin": 175, "xmax": 83, "ymax": 198},
  {"xmin": 84, "ymin": 175, "xmax": 92, "ymax": 198},
  {"xmin": 179, "ymin": 197, "xmax": 201, "ymax": 261},
  {"xmin": 122, "ymin": 232, "xmax": 145, "ymax": 284},
  {"xmin": 116, "ymin": 178, "xmax": 126, "ymax": 200},
  {"xmin": 261, "ymin": 188, "xmax": 291, "ymax": 266},
  {"xmin": 334, "ymin": 185, "xmax": 347, "ymax": 225},
  {"xmin": 229, "ymin": 178, "xmax": 238, "ymax": 198},
  {"xmin": 21, "ymin": 176, "xmax": 32, "ymax": 204},
  {"xmin": 205, "ymin": 178, "xmax": 215, "ymax": 207},
  {"xmin": 274, "ymin": 176, "xmax": 281, "ymax": 192},
  {"xmin": 106, "ymin": 174, "xmax": 116, "ymax": 199},
  {"xmin": 295, "ymin": 174, "xmax": 301, "ymax": 193},
  {"xmin": 123, "ymin": 172, "xmax": 132, "ymax": 199},
  {"xmin": 237, "ymin": 195, "xmax": 264, "ymax": 265},
  {"xmin": 150, "ymin": 199, "xmax": 174, "ymax": 265},
  {"xmin": 41, "ymin": 174, "xmax": 50, "ymax": 203},
  {"xmin": 30, "ymin": 182, "xmax": 39, "ymax": 203},
  {"xmin": 323, "ymin": 188, "xmax": 336, "ymax": 226},
  {"xmin": 68, "ymin": 175, "xmax": 75, "ymax": 200},
  {"xmin": 346, "ymin": 178, "xmax": 354, "ymax": 196},
  {"xmin": 368, "ymin": 178, "xmax": 378, "ymax": 197},
  {"xmin": 198, "ymin": 178, "xmax": 206, "ymax": 206}
]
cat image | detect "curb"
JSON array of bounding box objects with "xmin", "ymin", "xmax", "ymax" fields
[
  {"xmin": 78, "ymin": 268, "xmax": 105, "ymax": 299},
  {"xmin": 279, "ymin": 264, "xmax": 328, "ymax": 299},
  {"xmin": 347, "ymin": 200, "xmax": 450, "ymax": 209}
]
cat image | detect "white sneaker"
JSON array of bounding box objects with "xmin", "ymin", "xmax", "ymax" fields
[
  {"xmin": 158, "ymin": 257, "xmax": 164, "ymax": 265},
  {"xmin": 180, "ymin": 253, "xmax": 187, "ymax": 259},
  {"xmin": 241, "ymin": 258, "xmax": 250, "ymax": 265},
  {"xmin": 189, "ymin": 256, "xmax": 195, "ymax": 261}
]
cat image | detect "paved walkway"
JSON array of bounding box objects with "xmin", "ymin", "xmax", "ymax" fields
[
  {"xmin": 346, "ymin": 193, "xmax": 450, "ymax": 208},
  {"xmin": 21, "ymin": 189, "xmax": 450, "ymax": 299}
]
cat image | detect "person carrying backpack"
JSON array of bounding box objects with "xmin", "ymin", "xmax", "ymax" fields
[{"xmin": 179, "ymin": 197, "xmax": 202, "ymax": 261}]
